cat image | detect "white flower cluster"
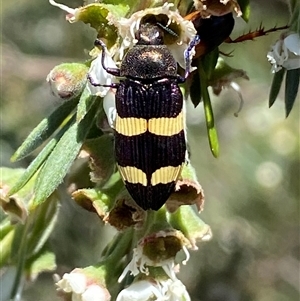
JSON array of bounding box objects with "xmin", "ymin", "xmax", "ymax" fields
[
  {"xmin": 117, "ymin": 233, "xmax": 191, "ymax": 301},
  {"xmin": 116, "ymin": 279, "xmax": 190, "ymax": 301},
  {"xmin": 267, "ymin": 33, "xmax": 300, "ymax": 73},
  {"xmin": 56, "ymin": 272, "xmax": 110, "ymax": 301},
  {"xmin": 110, "ymin": 3, "xmax": 197, "ymax": 68}
]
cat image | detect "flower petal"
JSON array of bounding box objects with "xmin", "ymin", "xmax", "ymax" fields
[
  {"xmin": 116, "ymin": 280, "xmax": 163, "ymax": 301},
  {"xmin": 284, "ymin": 33, "xmax": 300, "ymax": 55},
  {"xmin": 87, "ymin": 52, "xmax": 118, "ymax": 98},
  {"xmin": 49, "ymin": 0, "xmax": 75, "ymax": 15},
  {"xmin": 56, "ymin": 272, "xmax": 87, "ymax": 294},
  {"xmin": 82, "ymin": 284, "xmax": 111, "ymax": 301}
]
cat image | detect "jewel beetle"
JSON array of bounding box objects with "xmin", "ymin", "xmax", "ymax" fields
[{"xmin": 89, "ymin": 22, "xmax": 198, "ymax": 210}]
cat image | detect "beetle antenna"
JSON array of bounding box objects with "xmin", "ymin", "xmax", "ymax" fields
[{"xmin": 156, "ymin": 22, "xmax": 178, "ymax": 37}]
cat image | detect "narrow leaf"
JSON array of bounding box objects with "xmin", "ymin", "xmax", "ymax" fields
[
  {"xmin": 76, "ymin": 86, "xmax": 97, "ymax": 123},
  {"xmin": 33, "ymin": 101, "xmax": 99, "ymax": 207},
  {"xmin": 0, "ymin": 230, "xmax": 14, "ymax": 267},
  {"xmin": 190, "ymin": 68, "xmax": 202, "ymax": 107},
  {"xmin": 8, "ymin": 116, "xmax": 75, "ymax": 196},
  {"xmin": 237, "ymin": 0, "xmax": 250, "ymax": 22},
  {"xmin": 285, "ymin": 68, "xmax": 300, "ymax": 117},
  {"xmin": 27, "ymin": 195, "xmax": 60, "ymax": 256},
  {"xmin": 11, "ymin": 97, "xmax": 78, "ymax": 162},
  {"xmin": 0, "ymin": 219, "xmax": 13, "ymax": 240},
  {"xmin": 202, "ymin": 48, "xmax": 219, "ymax": 80},
  {"xmin": 269, "ymin": 68, "xmax": 285, "ymax": 108},
  {"xmin": 199, "ymin": 62, "xmax": 219, "ymax": 157}
]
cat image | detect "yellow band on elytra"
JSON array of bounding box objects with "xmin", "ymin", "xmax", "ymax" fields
[
  {"xmin": 148, "ymin": 112, "xmax": 183, "ymax": 136},
  {"xmin": 151, "ymin": 165, "xmax": 182, "ymax": 186},
  {"xmin": 115, "ymin": 112, "xmax": 183, "ymax": 136},
  {"xmin": 115, "ymin": 115, "xmax": 147, "ymax": 136},
  {"xmin": 118, "ymin": 165, "xmax": 147, "ymax": 186}
]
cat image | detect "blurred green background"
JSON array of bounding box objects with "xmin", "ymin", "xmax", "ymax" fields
[{"xmin": 1, "ymin": 0, "xmax": 299, "ymax": 300}]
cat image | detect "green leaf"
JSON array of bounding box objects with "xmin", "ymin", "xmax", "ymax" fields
[
  {"xmin": 73, "ymin": 188, "xmax": 113, "ymax": 216},
  {"xmin": 190, "ymin": 69, "xmax": 202, "ymax": 107},
  {"xmin": 190, "ymin": 48, "xmax": 219, "ymax": 107},
  {"xmin": 73, "ymin": 178, "xmax": 123, "ymax": 216},
  {"xmin": 167, "ymin": 205, "xmax": 212, "ymax": 245},
  {"xmin": 269, "ymin": 68, "xmax": 285, "ymax": 108},
  {"xmin": 32, "ymin": 101, "xmax": 100, "ymax": 207},
  {"xmin": 289, "ymin": 1, "xmax": 300, "ymax": 34},
  {"xmin": 198, "ymin": 62, "xmax": 219, "ymax": 157},
  {"xmin": 101, "ymin": 3, "xmax": 130, "ymax": 18},
  {"xmin": 0, "ymin": 168, "xmax": 33, "ymax": 223},
  {"xmin": 26, "ymin": 195, "xmax": 60, "ymax": 256},
  {"xmin": 0, "ymin": 219, "xmax": 14, "ymax": 240},
  {"xmin": 11, "ymin": 97, "xmax": 78, "ymax": 162},
  {"xmin": 202, "ymin": 48, "xmax": 219, "ymax": 80},
  {"xmin": 0, "ymin": 167, "xmax": 35, "ymax": 202},
  {"xmin": 76, "ymin": 86, "xmax": 97, "ymax": 123},
  {"xmin": 0, "ymin": 167, "xmax": 26, "ymax": 185},
  {"xmin": 0, "ymin": 229, "xmax": 14, "ymax": 267},
  {"xmin": 285, "ymin": 68, "xmax": 300, "ymax": 117},
  {"xmin": 74, "ymin": 3, "xmax": 129, "ymax": 46},
  {"xmin": 27, "ymin": 249, "xmax": 56, "ymax": 281},
  {"xmin": 8, "ymin": 116, "xmax": 75, "ymax": 196},
  {"xmin": 8, "ymin": 196, "xmax": 59, "ymax": 295},
  {"xmin": 237, "ymin": 0, "xmax": 250, "ymax": 22}
]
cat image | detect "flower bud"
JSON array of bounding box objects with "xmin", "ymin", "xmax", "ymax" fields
[{"xmin": 47, "ymin": 63, "xmax": 89, "ymax": 101}]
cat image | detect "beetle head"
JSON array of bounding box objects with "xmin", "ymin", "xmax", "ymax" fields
[{"xmin": 136, "ymin": 23, "xmax": 164, "ymax": 46}]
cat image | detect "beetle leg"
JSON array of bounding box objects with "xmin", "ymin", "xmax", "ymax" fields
[
  {"xmin": 184, "ymin": 35, "xmax": 200, "ymax": 79},
  {"xmin": 94, "ymin": 39, "xmax": 121, "ymax": 77},
  {"xmin": 87, "ymin": 74, "xmax": 119, "ymax": 89},
  {"xmin": 177, "ymin": 35, "xmax": 200, "ymax": 83}
]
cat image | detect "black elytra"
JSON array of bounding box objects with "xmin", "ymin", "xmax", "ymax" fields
[{"xmin": 89, "ymin": 22, "xmax": 198, "ymax": 210}]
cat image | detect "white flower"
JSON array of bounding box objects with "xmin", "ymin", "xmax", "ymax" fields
[
  {"xmin": 109, "ymin": 3, "xmax": 197, "ymax": 69},
  {"xmin": 49, "ymin": 0, "xmax": 79, "ymax": 22},
  {"xmin": 118, "ymin": 245, "xmax": 177, "ymax": 283},
  {"xmin": 118, "ymin": 231, "xmax": 190, "ymax": 283},
  {"xmin": 102, "ymin": 89, "xmax": 117, "ymax": 129},
  {"xmin": 116, "ymin": 280, "xmax": 163, "ymax": 301},
  {"xmin": 56, "ymin": 271, "xmax": 110, "ymax": 301},
  {"xmin": 56, "ymin": 272, "xmax": 86, "ymax": 295},
  {"xmin": 116, "ymin": 278, "xmax": 191, "ymax": 301},
  {"xmin": 158, "ymin": 279, "xmax": 191, "ymax": 301},
  {"xmin": 87, "ymin": 51, "xmax": 118, "ymax": 129},
  {"xmin": 87, "ymin": 52, "xmax": 118, "ymax": 98},
  {"xmin": 81, "ymin": 284, "xmax": 110, "ymax": 301},
  {"xmin": 267, "ymin": 33, "xmax": 300, "ymax": 72}
]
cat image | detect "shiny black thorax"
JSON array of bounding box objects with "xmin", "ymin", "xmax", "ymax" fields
[
  {"xmin": 120, "ymin": 45, "xmax": 178, "ymax": 80},
  {"xmin": 120, "ymin": 23, "xmax": 178, "ymax": 80}
]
